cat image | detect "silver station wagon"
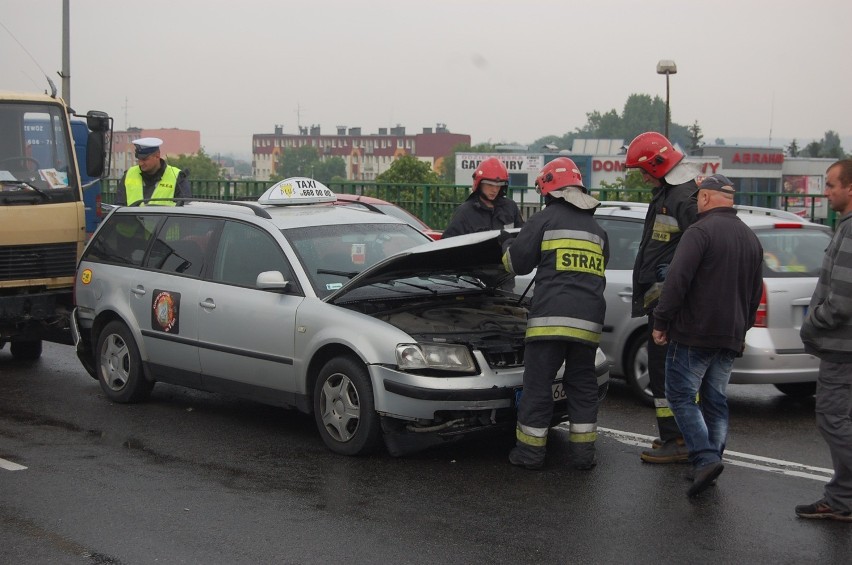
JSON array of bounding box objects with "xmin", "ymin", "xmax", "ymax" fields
[{"xmin": 73, "ymin": 179, "xmax": 609, "ymax": 456}]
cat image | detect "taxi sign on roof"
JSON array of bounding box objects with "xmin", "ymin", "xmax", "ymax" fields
[{"xmin": 258, "ymin": 177, "xmax": 337, "ymax": 205}]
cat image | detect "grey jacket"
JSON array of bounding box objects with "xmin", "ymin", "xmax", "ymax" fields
[{"xmin": 801, "ymin": 212, "xmax": 852, "ymax": 362}]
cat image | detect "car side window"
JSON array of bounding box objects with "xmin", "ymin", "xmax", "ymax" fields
[
  {"xmin": 83, "ymin": 214, "xmax": 162, "ymax": 266},
  {"xmin": 211, "ymin": 220, "xmax": 297, "ymax": 291},
  {"xmin": 145, "ymin": 216, "xmax": 220, "ymax": 277},
  {"xmin": 597, "ymin": 217, "xmax": 643, "ymax": 270}
]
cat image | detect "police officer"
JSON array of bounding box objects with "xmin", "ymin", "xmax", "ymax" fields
[
  {"xmin": 624, "ymin": 132, "xmax": 699, "ymax": 464},
  {"xmin": 115, "ymin": 137, "xmax": 191, "ymax": 206},
  {"xmin": 443, "ymin": 157, "xmax": 524, "ymax": 238},
  {"xmin": 502, "ymin": 157, "xmax": 608, "ymax": 470}
]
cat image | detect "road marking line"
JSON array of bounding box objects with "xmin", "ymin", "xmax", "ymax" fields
[
  {"xmin": 0, "ymin": 457, "xmax": 27, "ymax": 471},
  {"xmin": 555, "ymin": 424, "xmax": 834, "ymax": 482}
]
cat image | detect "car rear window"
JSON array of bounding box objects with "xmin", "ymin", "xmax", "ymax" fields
[{"xmin": 756, "ymin": 228, "xmax": 831, "ymax": 277}]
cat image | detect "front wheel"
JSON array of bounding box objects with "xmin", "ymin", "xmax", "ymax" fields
[
  {"xmin": 10, "ymin": 339, "xmax": 42, "ymax": 361},
  {"xmin": 625, "ymin": 334, "xmax": 654, "ymax": 406},
  {"xmin": 774, "ymin": 382, "xmax": 816, "ymax": 398},
  {"xmin": 314, "ymin": 356, "xmax": 382, "ymax": 456},
  {"xmin": 96, "ymin": 321, "xmax": 153, "ymax": 403}
]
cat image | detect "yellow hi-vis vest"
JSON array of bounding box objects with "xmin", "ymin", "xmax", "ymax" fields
[{"xmin": 124, "ymin": 165, "xmax": 181, "ymax": 206}]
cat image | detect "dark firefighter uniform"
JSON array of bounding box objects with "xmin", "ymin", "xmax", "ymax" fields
[
  {"xmin": 632, "ymin": 179, "xmax": 698, "ymax": 445},
  {"xmin": 503, "ymin": 195, "xmax": 609, "ymax": 470}
]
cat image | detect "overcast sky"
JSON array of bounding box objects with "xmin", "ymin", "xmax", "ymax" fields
[{"xmin": 2, "ymin": 0, "xmax": 850, "ymax": 158}]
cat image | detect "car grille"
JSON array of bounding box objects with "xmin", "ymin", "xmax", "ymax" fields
[
  {"xmin": 0, "ymin": 243, "xmax": 77, "ymax": 282},
  {"xmin": 478, "ymin": 341, "xmax": 525, "ymax": 368}
]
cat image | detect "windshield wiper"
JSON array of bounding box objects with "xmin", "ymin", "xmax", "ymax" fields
[
  {"xmin": 0, "ymin": 181, "xmax": 50, "ymax": 201},
  {"xmin": 317, "ymin": 268, "xmax": 360, "ymax": 279}
]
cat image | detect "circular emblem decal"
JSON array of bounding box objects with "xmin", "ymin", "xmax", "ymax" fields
[
  {"xmin": 153, "ymin": 292, "xmax": 177, "ymax": 332},
  {"xmin": 80, "ymin": 268, "xmax": 92, "ymax": 285}
]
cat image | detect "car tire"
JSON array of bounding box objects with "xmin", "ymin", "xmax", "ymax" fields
[
  {"xmin": 773, "ymin": 382, "xmax": 817, "ymax": 398},
  {"xmin": 96, "ymin": 321, "xmax": 153, "ymax": 403},
  {"xmin": 314, "ymin": 356, "xmax": 382, "ymax": 456},
  {"xmin": 625, "ymin": 334, "xmax": 654, "ymax": 407},
  {"xmin": 10, "ymin": 339, "xmax": 42, "ymax": 361}
]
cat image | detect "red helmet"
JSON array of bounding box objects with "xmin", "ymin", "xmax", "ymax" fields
[
  {"xmin": 624, "ymin": 132, "xmax": 684, "ymax": 179},
  {"xmin": 535, "ymin": 157, "xmax": 585, "ymax": 195},
  {"xmin": 472, "ymin": 157, "xmax": 509, "ymax": 192}
]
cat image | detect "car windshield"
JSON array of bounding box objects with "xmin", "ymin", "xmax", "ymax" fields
[
  {"xmin": 284, "ymin": 222, "xmax": 431, "ymax": 298},
  {"xmin": 757, "ymin": 228, "xmax": 832, "ymax": 277}
]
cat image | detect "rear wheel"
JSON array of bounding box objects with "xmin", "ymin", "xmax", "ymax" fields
[
  {"xmin": 774, "ymin": 382, "xmax": 816, "ymax": 398},
  {"xmin": 96, "ymin": 321, "xmax": 153, "ymax": 403},
  {"xmin": 10, "ymin": 339, "xmax": 42, "ymax": 361},
  {"xmin": 314, "ymin": 356, "xmax": 381, "ymax": 456},
  {"xmin": 625, "ymin": 334, "xmax": 654, "ymax": 406}
]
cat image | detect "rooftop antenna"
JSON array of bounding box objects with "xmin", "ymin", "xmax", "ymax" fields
[{"xmin": 768, "ymin": 92, "xmax": 775, "ymax": 146}]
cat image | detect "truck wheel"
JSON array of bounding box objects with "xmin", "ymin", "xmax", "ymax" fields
[
  {"xmin": 96, "ymin": 321, "xmax": 153, "ymax": 403},
  {"xmin": 10, "ymin": 339, "xmax": 42, "ymax": 361},
  {"xmin": 774, "ymin": 382, "xmax": 816, "ymax": 398},
  {"xmin": 314, "ymin": 356, "xmax": 381, "ymax": 456},
  {"xmin": 626, "ymin": 334, "xmax": 654, "ymax": 407}
]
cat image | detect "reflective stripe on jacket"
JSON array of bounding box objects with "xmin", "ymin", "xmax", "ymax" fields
[
  {"xmin": 631, "ymin": 179, "xmax": 698, "ymax": 317},
  {"xmin": 503, "ymin": 200, "xmax": 608, "ymax": 346},
  {"xmin": 124, "ymin": 165, "xmax": 181, "ymax": 206}
]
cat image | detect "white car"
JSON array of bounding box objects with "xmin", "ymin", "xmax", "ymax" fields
[
  {"xmin": 73, "ymin": 178, "xmax": 609, "ymax": 456},
  {"xmin": 516, "ymin": 202, "xmax": 832, "ymax": 405}
]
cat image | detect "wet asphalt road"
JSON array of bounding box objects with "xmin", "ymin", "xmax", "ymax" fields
[{"xmin": 1, "ymin": 342, "xmax": 850, "ymax": 564}]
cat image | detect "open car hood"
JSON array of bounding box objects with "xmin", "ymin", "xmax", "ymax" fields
[{"xmin": 325, "ymin": 230, "xmax": 516, "ymax": 304}]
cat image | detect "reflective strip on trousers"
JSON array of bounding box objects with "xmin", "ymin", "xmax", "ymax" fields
[
  {"xmin": 654, "ymin": 397, "xmax": 675, "ymax": 418},
  {"xmin": 569, "ymin": 422, "xmax": 597, "ymax": 444},
  {"xmin": 526, "ymin": 316, "xmax": 602, "ymax": 344},
  {"xmin": 516, "ymin": 422, "xmax": 548, "ymax": 447}
]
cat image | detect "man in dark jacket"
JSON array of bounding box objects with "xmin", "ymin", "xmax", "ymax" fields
[
  {"xmin": 502, "ymin": 157, "xmax": 608, "ymax": 471},
  {"xmin": 797, "ymin": 159, "xmax": 852, "ymax": 522},
  {"xmin": 625, "ymin": 132, "xmax": 699, "ymax": 464},
  {"xmin": 652, "ymin": 174, "xmax": 763, "ymax": 496},
  {"xmin": 443, "ymin": 157, "xmax": 523, "ymax": 238}
]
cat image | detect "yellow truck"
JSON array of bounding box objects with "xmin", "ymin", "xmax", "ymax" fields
[{"xmin": 0, "ymin": 90, "xmax": 110, "ymax": 360}]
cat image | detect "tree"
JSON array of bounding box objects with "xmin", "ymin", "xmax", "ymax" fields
[
  {"xmin": 376, "ymin": 154, "xmax": 441, "ymax": 184},
  {"xmin": 819, "ymin": 130, "xmax": 845, "ymax": 159},
  {"xmin": 598, "ymin": 169, "xmax": 654, "ymax": 202},
  {"xmin": 168, "ymin": 148, "xmax": 223, "ymax": 179},
  {"xmin": 803, "ymin": 140, "xmax": 822, "ymax": 158},
  {"xmin": 786, "ymin": 139, "xmax": 800, "ymax": 157},
  {"xmin": 687, "ymin": 121, "xmax": 704, "ymax": 155},
  {"xmin": 535, "ymin": 93, "xmax": 691, "ymax": 150}
]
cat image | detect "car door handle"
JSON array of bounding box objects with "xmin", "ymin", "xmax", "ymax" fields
[
  {"xmin": 131, "ymin": 286, "xmax": 146, "ymax": 296},
  {"xmin": 618, "ymin": 290, "xmax": 632, "ymax": 298},
  {"xmin": 200, "ymin": 299, "xmax": 216, "ymax": 310}
]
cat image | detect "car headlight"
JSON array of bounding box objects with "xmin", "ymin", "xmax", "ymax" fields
[{"xmin": 396, "ymin": 343, "xmax": 476, "ymax": 373}]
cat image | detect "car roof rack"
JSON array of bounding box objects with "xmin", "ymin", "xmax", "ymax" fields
[{"xmin": 128, "ymin": 198, "xmax": 273, "ymax": 219}]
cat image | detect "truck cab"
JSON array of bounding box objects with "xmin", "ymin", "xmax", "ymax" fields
[{"xmin": 0, "ymin": 90, "xmax": 109, "ymax": 359}]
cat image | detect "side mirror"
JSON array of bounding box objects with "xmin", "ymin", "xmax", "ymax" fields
[
  {"xmin": 256, "ymin": 270, "xmax": 290, "ymax": 291},
  {"xmin": 86, "ymin": 130, "xmax": 106, "ymax": 177},
  {"xmin": 85, "ymin": 110, "xmax": 111, "ymax": 133}
]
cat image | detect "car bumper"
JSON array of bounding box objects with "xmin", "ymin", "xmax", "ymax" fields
[
  {"xmin": 371, "ymin": 351, "xmax": 610, "ymax": 420},
  {"xmin": 730, "ymin": 348, "xmax": 819, "ymax": 384}
]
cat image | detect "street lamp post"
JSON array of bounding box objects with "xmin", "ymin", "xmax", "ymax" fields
[{"xmin": 656, "ymin": 60, "xmax": 677, "ymax": 139}]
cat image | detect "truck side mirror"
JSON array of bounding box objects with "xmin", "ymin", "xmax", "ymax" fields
[
  {"xmin": 86, "ymin": 110, "xmax": 110, "ymax": 132},
  {"xmin": 87, "ymin": 131, "xmax": 106, "ymax": 177}
]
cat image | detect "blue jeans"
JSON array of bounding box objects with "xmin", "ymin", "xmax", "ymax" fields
[{"xmin": 664, "ymin": 341, "xmax": 737, "ymax": 467}]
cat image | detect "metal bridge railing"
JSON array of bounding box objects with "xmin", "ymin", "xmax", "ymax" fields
[{"xmin": 101, "ymin": 179, "xmax": 835, "ymax": 230}]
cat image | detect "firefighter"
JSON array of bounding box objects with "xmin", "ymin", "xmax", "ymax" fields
[
  {"xmin": 624, "ymin": 132, "xmax": 699, "ymax": 464},
  {"xmin": 443, "ymin": 157, "xmax": 524, "ymax": 238},
  {"xmin": 502, "ymin": 157, "xmax": 608, "ymax": 470}
]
